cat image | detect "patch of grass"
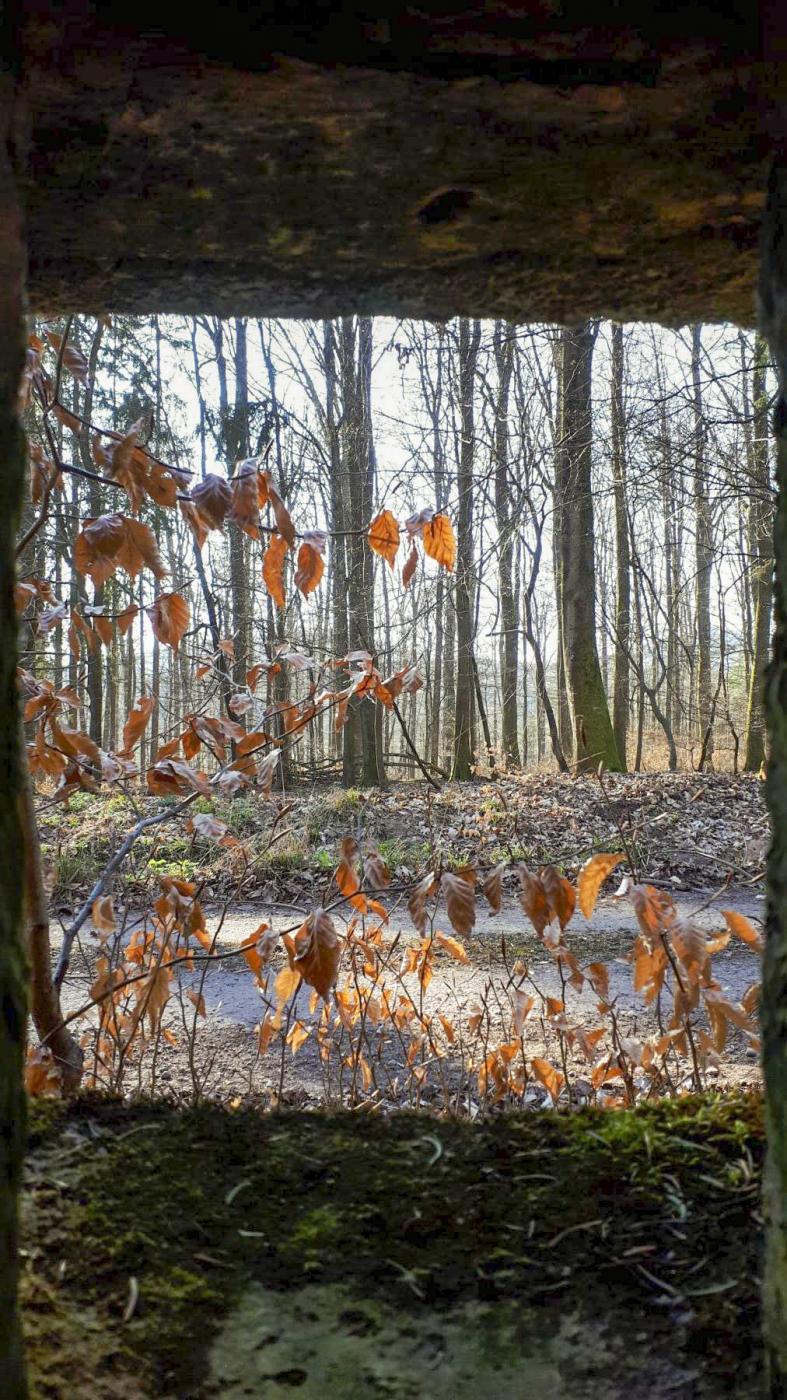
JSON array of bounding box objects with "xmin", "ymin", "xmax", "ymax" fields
[
  {"xmin": 225, "ymin": 795, "xmax": 265, "ymax": 835},
  {"xmin": 378, "ymin": 836, "xmax": 430, "ymax": 871},
  {"xmin": 254, "ymin": 831, "xmax": 308, "ymax": 873},
  {"xmin": 306, "ymin": 788, "xmax": 363, "ymax": 840},
  {"xmin": 53, "ymin": 846, "xmax": 103, "ymax": 893}
]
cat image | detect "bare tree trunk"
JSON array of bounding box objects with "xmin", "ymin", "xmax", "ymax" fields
[
  {"xmin": 78, "ymin": 319, "xmax": 106, "ymax": 746},
  {"xmin": 691, "ymin": 323, "xmax": 714, "ymax": 766},
  {"xmin": 493, "ymin": 320, "xmax": 520, "ymax": 766},
  {"xmin": 0, "ymin": 102, "xmax": 29, "ymax": 1392},
  {"xmin": 760, "ymin": 161, "xmax": 787, "ymax": 1393},
  {"xmin": 744, "ymin": 333, "xmax": 774, "ymax": 770},
  {"xmin": 610, "ymin": 324, "xmax": 630, "ymax": 769},
  {"xmin": 553, "ymin": 323, "xmax": 621, "ymax": 772},
  {"xmin": 453, "ymin": 318, "xmax": 480, "ymax": 780}
]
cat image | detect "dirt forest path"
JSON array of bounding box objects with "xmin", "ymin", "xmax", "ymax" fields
[{"xmin": 52, "ymin": 883, "xmax": 765, "ymax": 1105}]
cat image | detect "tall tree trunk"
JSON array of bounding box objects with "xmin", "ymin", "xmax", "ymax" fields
[
  {"xmin": 78, "ymin": 319, "xmax": 106, "ymax": 746},
  {"xmin": 553, "ymin": 323, "xmax": 621, "ymax": 772},
  {"xmin": 0, "ymin": 93, "xmax": 29, "ymax": 1393},
  {"xmin": 228, "ymin": 319, "xmax": 251, "ymax": 697},
  {"xmin": 610, "ymin": 324, "xmax": 630, "ymax": 770},
  {"xmin": 761, "ymin": 160, "xmax": 787, "ymax": 1395},
  {"xmin": 691, "ymin": 323, "xmax": 714, "ymax": 766},
  {"xmin": 453, "ymin": 318, "xmax": 480, "ymax": 780},
  {"xmin": 744, "ymin": 333, "xmax": 774, "ymax": 770},
  {"xmin": 493, "ymin": 321, "xmax": 520, "ymax": 766}
]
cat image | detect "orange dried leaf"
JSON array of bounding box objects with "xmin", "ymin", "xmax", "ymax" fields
[
  {"xmin": 577, "ymin": 853, "xmax": 625, "ymax": 918},
  {"xmin": 518, "ymin": 868, "xmax": 550, "ymax": 936},
  {"xmin": 540, "ymin": 865, "xmax": 576, "ymax": 929},
  {"xmin": 275, "ymin": 965, "xmax": 301, "ymax": 1004},
  {"xmin": 116, "ymin": 604, "xmax": 139, "ymax": 636},
  {"xmin": 402, "ymin": 543, "xmax": 418, "ymax": 590},
  {"xmin": 121, "ymin": 696, "xmax": 155, "ymax": 755},
  {"xmin": 294, "ymin": 541, "xmax": 324, "ymax": 596},
  {"xmin": 187, "ymin": 988, "xmax": 207, "ymax": 1017},
  {"xmin": 435, "ymin": 930, "xmax": 469, "ymax": 964},
  {"xmin": 531, "ymin": 1057, "xmax": 565, "ymax": 1104},
  {"xmin": 267, "ymin": 482, "xmax": 296, "ymax": 547},
  {"xmin": 288, "ymin": 910, "xmax": 340, "ymax": 1000},
  {"xmin": 262, "ymin": 532, "xmax": 288, "ymax": 609},
  {"xmin": 147, "ymin": 592, "xmax": 190, "ymax": 651},
  {"xmin": 92, "ymin": 895, "xmax": 116, "ymax": 933},
  {"xmin": 367, "ymin": 509, "xmax": 400, "ymax": 567},
  {"xmin": 229, "ymin": 462, "xmax": 261, "ymax": 539},
  {"xmin": 721, "ymin": 908, "xmax": 764, "ymax": 952},
  {"xmin": 422, "ymin": 513, "xmax": 456, "ymax": 571}
]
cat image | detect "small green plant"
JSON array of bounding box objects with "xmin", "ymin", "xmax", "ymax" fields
[{"xmin": 148, "ymin": 857, "xmax": 198, "ymax": 881}]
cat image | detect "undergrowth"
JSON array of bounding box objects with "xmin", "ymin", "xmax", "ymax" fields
[{"xmin": 21, "ymin": 1092, "xmax": 764, "ymax": 1398}]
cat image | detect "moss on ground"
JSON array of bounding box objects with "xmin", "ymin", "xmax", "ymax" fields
[{"xmin": 21, "ymin": 1093, "xmax": 764, "ymax": 1397}]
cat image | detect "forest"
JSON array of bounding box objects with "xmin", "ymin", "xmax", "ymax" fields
[
  {"xmin": 19, "ymin": 316, "xmax": 774, "ymax": 782},
  {"xmin": 15, "ymin": 314, "xmax": 772, "ymax": 1394}
]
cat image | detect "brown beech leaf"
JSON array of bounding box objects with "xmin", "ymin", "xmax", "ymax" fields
[
  {"xmin": 518, "ymin": 868, "xmax": 550, "ymax": 936},
  {"xmin": 262, "ymin": 532, "xmax": 288, "ymax": 608},
  {"xmin": 364, "ymin": 849, "xmax": 390, "ymax": 890},
  {"xmin": 294, "ymin": 539, "xmax": 325, "ymax": 596},
  {"xmin": 587, "ymin": 962, "xmax": 610, "ymax": 1000},
  {"xmin": 482, "ymin": 862, "xmax": 505, "ymax": 913},
  {"xmin": 670, "ymin": 918, "xmax": 711, "ymax": 985},
  {"xmin": 121, "ymin": 696, "xmax": 155, "ymax": 755},
  {"xmin": 188, "ymin": 813, "xmax": 230, "ymax": 842},
  {"xmin": 256, "ymin": 748, "xmax": 282, "ymax": 796},
  {"xmin": 180, "ymin": 500, "xmax": 209, "ymax": 551},
  {"xmin": 531, "ymin": 1057, "xmax": 565, "ymax": 1105},
  {"xmin": 442, "ymin": 870, "xmax": 476, "ymax": 936},
  {"xmin": 577, "ymin": 853, "xmax": 625, "ymax": 919},
  {"xmin": 408, "ymin": 871, "xmax": 437, "ymax": 934},
  {"xmin": 116, "ymin": 604, "xmax": 139, "ymax": 636},
  {"xmin": 92, "ymin": 895, "xmax": 116, "ymax": 933},
  {"xmin": 92, "ymin": 614, "xmax": 113, "ymax": 647},
  {"xmin": 190, "ymin": 473, "xmax": 232, "ymax": 531},
  {"xmin": 287, "ymin": 910, "xmax": 340, "ymax": 1000},
  {"xmin": 335, "ymin": 836, "xmax": 367, "ymax": 912},
  {"xmin": 186, "ymin": 988, "xmax": 207, "ymax": 1018},
  {"xmin": 147, "ymin": 758, "xmax": 210, "ymax": 797},
  {"xmin": 721, "ymin": 908, "xmax": 764, "ymax": 952},
  {"xmin": 46, "ymin": 330, "xmax": 88, "ymax": 382},
  {"xmin": 147, "ymin": 592, "xmax": 190, "ymax": 651},
  {"xmin": 540, "ymin": 865, "xmax": 576, "ymax": 930},
  {"xmin": 513, "ymin": 990, "xmax": 535, "ymax": 1036},
  {"xmin": 52, "ymin": 402, "xmax": 81, "ymax": 434},
  {"xmin": 435, "ymin": 930, "xmax": 469, "ymax": 963},
  {"xmin": 74, "ymin": 514, "xmax": 166, "ymax": 586},
  {"xmin": 267, "ymin": 482, "xmax": 296, "ymax": 547},
  {"xmin": 402, "ymin": 543, "xmax": 418, "ymax": 590},
  {"xmin": 422, "ymin": 513, "xmax": 456, "ymax": 571},
  {"xmin": 146, "ymin": 462, "xmax": 180, "ymax": 508},
  {"xmin": 368, "ymin": 509, "xmax": 400, "ymax": 567},
  {"xmin": 229, "ymin": 461, "xmax": 261, "ymax": 538},
  {"xmin": 629, "ymin": 884, "xmax": 675, "ymax": 939}
]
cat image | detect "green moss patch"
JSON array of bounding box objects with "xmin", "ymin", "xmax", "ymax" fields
[{"xmin": 22, "ymin": 1093, "xmax": 764, "ymax": 1397}]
